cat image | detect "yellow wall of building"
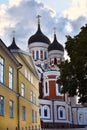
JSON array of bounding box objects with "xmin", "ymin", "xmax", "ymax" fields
[{"xmin": 0, "ymin": 41, "xmax": 40, "ymax": 130}]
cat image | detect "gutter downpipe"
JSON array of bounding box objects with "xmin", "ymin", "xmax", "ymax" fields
[
  {"xmin": 17, "ymin": 65, "xmax": 22, "ymax": 130},
  {"xmin": 52, "ymin": 100, "xmax": 55, "ymax": 128}
]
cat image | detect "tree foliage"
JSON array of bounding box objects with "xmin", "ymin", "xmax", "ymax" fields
[{"xmin": 57, "ymin": 24, "xmax": 87, "ymax": 103}]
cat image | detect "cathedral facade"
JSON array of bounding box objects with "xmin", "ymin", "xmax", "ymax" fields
[{"xmin": 28, "ymin": 16, "xmax": 87, "ymax": 128}]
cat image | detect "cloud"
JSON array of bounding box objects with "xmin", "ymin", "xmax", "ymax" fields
[
  {"xmin": 63, "ymin": 0, "xmax": 87, "ymax": 20},
  {"xmin": 0, "ymin": 0, "xmax": 87, "ymax": 50}
]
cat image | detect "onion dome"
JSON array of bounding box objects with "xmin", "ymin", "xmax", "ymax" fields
[
  {"xmin": 8, "ymin": 31, "xmax": 20, "ymax": 50},
  {"xmin": 28, "ymin": 15, "xmax": 50, "ymax": 45},
  {"xmin": 48, "ymin": 28, "xmax": 64, "ymax": 52}
]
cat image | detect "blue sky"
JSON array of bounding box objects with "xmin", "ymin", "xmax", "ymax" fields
[{"xmin": 0, "ymin": 0, "xmax": 87, "ymax": 56}]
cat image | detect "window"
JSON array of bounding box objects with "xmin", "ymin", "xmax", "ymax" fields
[
  {"xmin": 79, "ymin": 113, "xmax": 83, "ymax": 122},
  {"xmin": 28, "ymin": 72, "xmax": 30, "ymax": 81},
  {"xmin": 35, "ymin": 111, "xmax": 37, "ymax": 122},
  {"xmin": 56, "ymin": 84, "xmax": 63, "ymax": 96},
  {"xmin": 36, "ymin": 51, "xmax": 39, "ymax": 60},
  {"xmin": 25, "ymin": 68, "xmax": 31, "ymax": 81},
  {"xmin": 25, "ymin": 68, "xmax": 27, "ymax": 78},
  {"xmin": 58, "ymin": 106, "xmax": 66, "ymax": 119},
  {"xmin": 60, "ymin": 109, "xmax": 63, "ymax": 118},
  {"xmin": 45, "ymin": 82, "xmax": 48, "ymax": 93},
  {"xmin": 32, "ymin": 110, "xmax": 34, "ymax": 122},
  {"xmin": 43, "ymin": 106, "xmax": 50, "ymax": 118},
  {"xmin": 21, "ymin": 83, "xmax": 25, "ymax": 97},
  {"xmin": 9, "ymin": 100, "xmax": 14, "ymax": 118},
  {"xmin": 39, "ymin": 105, "xmax": 43, "ymax": 117},
  {"xmin": 54, "ymin": 58, "xmax": 57, "ymax": 64},
  {"xmin": 9, "ymin": 66, "xmax": 14, "ymax": 90},
  {"xmin": 33, "ymin": 93, "xmax": 36, "ymax": 104},
  {"xmin": 22, "ymin": 106, "xmax": 26, "ymax": 120},
  {"xmin": 44, "ymin": 81, "xmax": 49, "ymax": 96},
  {"xmin": 44, "ymin": 51, "xmax": 47, "ymax": 60},
  {"xmin": 31, "ymin": 76, "xmax": 33, "ymax": 84},
  {"xmin": 30, "ymin": 91, "xmax": 33, "ymax": 102},
  {"xmin": 0, "ymin": 56, "xmax": 4, "ymax": 83},
  {"xmin": 44, "ymin": 64, "xmax": 48, "ymax": 69},
  {"xmin": 39, "ymin": 107, "xmax": 41, "ymax": 117},
  {"xmin": 0, "ymin": 96, "xmax": 4, "ymax": 115},
  {"xmin": 44, "ymin": 108, "xmax": 47, "ymax": 117},
  {"xmin": 30, "ymin": 91, "xmax": 36, "ymax": 104}
]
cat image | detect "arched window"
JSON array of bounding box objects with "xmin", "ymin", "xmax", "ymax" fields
[
  {"xmin": 58, "ymin": 106, "xmax": 66, "ymax": 119},
  {"xmin": 44, "ymin": 108, "xmax": 47, "ymax": 117},
  {"xmin": 44, "ymin": 51, "xmax": 47, "ymax": 60},
  {"xmin": 44, "ymin": 63, "xmax": 48, "ymax": 69},
  {"xmin": 0, "ymin": 95, "xmax": 4, "ymax": 115},
  {"xmin": 36, "ymin": 51, "xmax": 39, "ymax": 60},
  {"xmin": 56, "ymin": 84, "xmax": 63, "ymax": 96},
  {"xmin": 43, "ymin": 105, "xmax": 50, "ymax": 118},
  {"xmin": 44, "ymin": 81, "xmax": 49, "ymax": 96},
  {"xmin": 79, "ymin": 113, "xmax": 83, "ymax": 122},
  {"xmin": 0, "ymin": 56, "xmax": 4, "ymax": 83},
  {"xmin": 39, "ymin": 105, "xmax": 43, "ymax": 117},
  {"xmin": 54, "ymin": 58, "xmax": 57, "ymax": 64}
]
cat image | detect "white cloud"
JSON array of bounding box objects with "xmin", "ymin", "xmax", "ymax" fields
[
  {"xmin": 63, "ymin": 0, "xmax": 87, "ymax": 20},
  {"xmin": 9, "ymin": 0, "xmax": 23, "ymax": 6},
  {"xmin": 65, "ymin": 22, "xmax": 73, "ymax": 32}
]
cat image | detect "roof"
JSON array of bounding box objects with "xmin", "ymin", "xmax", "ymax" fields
[
  {"xmin": 28, "ymin": 16, "xmax": 51, "ymax": 45},
  {"xmin": 48, "ymin": 33, "xmax": 64, "ymax": 52},
  {"xmin": 8, "ymin": 37, "xmax": 20, "ymax": 50}
]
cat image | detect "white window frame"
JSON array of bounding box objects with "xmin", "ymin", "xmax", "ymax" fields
[
  {"xmin": 9, "ymin": 66, "xmax": 14, "ymax": 90},
  {"xmin": 9, "ymin": 100, "xmax": 14, "ymax": 118},
  {"xmin": 58, "ymin": 106, "xmax": 66, "ymax": 119},
  {"xmin": 21, "ymin": 83, "xmax": 25, "ymax": 97},
  {"xmin": 0, "ymin": 95, "xmax": 4, "ymax": 115},
  {"xmin": 0, "ymin": 56, "xmax": 4, "ymax": 83},
  {"xmin": 44, "ymin": 81, "xmax": 49, "ymax": 96},
  {"xmin": 22, "ymin": 106, "xmax": 26, "ymax": 120},
  {"xmin": 56, "ymin": 84, "xmax": 63, "ymax": 96},
  {"xmin": 43, "ymin": 105, "xmax": 50, "ymax": 118}
]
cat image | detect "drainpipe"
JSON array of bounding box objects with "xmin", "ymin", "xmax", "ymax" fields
[
  {"xmin": 52, "ymin": 100, "xmax": 55, "ymax": 128},
  {"xmin": 17, "ymin": 65, "xmax": 22, "ymax": 130}
]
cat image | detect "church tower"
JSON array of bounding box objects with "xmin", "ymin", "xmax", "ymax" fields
[{"xmin": 28, "ymin": 16, "xmax": 72, "ymax": 128}]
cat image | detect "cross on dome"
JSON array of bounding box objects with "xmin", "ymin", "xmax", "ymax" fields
[
  {"xmin": 36, "ymin": 15, "xmax": 41, "ymax": 25},
  {"xmin": 53, "ymin": 27, "xmax": 57, "ymax": 35},
  {"xmin": 12, "ymin": 30, "xmax": 15, "ymax": 38}
]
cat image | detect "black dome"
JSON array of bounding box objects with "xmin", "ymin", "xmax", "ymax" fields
[
  {"xmin": 48, "ymin": 34, "xmax": 64, "ymax": 52},
  {"xmin": 8, "ymin": 37, "xmax": 20, "ymax": 50},
  {"xmin": 28, "ymin": 22, "xmax": 50, "ymax": 45}
]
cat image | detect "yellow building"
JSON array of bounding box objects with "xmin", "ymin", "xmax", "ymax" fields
[{"xmin": 0, "ymin": 37, "xmax": 40, "ymax": 130}]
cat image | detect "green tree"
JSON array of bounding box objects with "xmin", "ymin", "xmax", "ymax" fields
[{"xmin": 57, "ymin": 24, "xmax": 87, "ymax": 103}]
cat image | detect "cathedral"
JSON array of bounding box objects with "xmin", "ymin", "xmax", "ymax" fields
[
  {"xmin": 28, "ymin": 16, "xmax": 87, "ymax": 128},
  {"xmin": 0, "ymin": 15, "xmax": 87, "ymax": 130}
]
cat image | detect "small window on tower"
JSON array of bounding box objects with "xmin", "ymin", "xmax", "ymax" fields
[
  {"xmin": 36, "ymin": 51, "xmax": 39, "ymax": 60},
  {"xmin": 54, "ymin": 58, "xmax": 57, "ymax": 64},
  {"xmin": 44, "ymin": 64, "xmax": 48, "ymax": 69},
  {"xmin": 44, "ymin": 51, "xmax": 47, "ymax": 60}
]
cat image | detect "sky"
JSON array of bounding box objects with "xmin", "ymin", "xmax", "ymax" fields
[{"xmin": 0, "ymin": 0, "xmax": 87, "ymax": 55}]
